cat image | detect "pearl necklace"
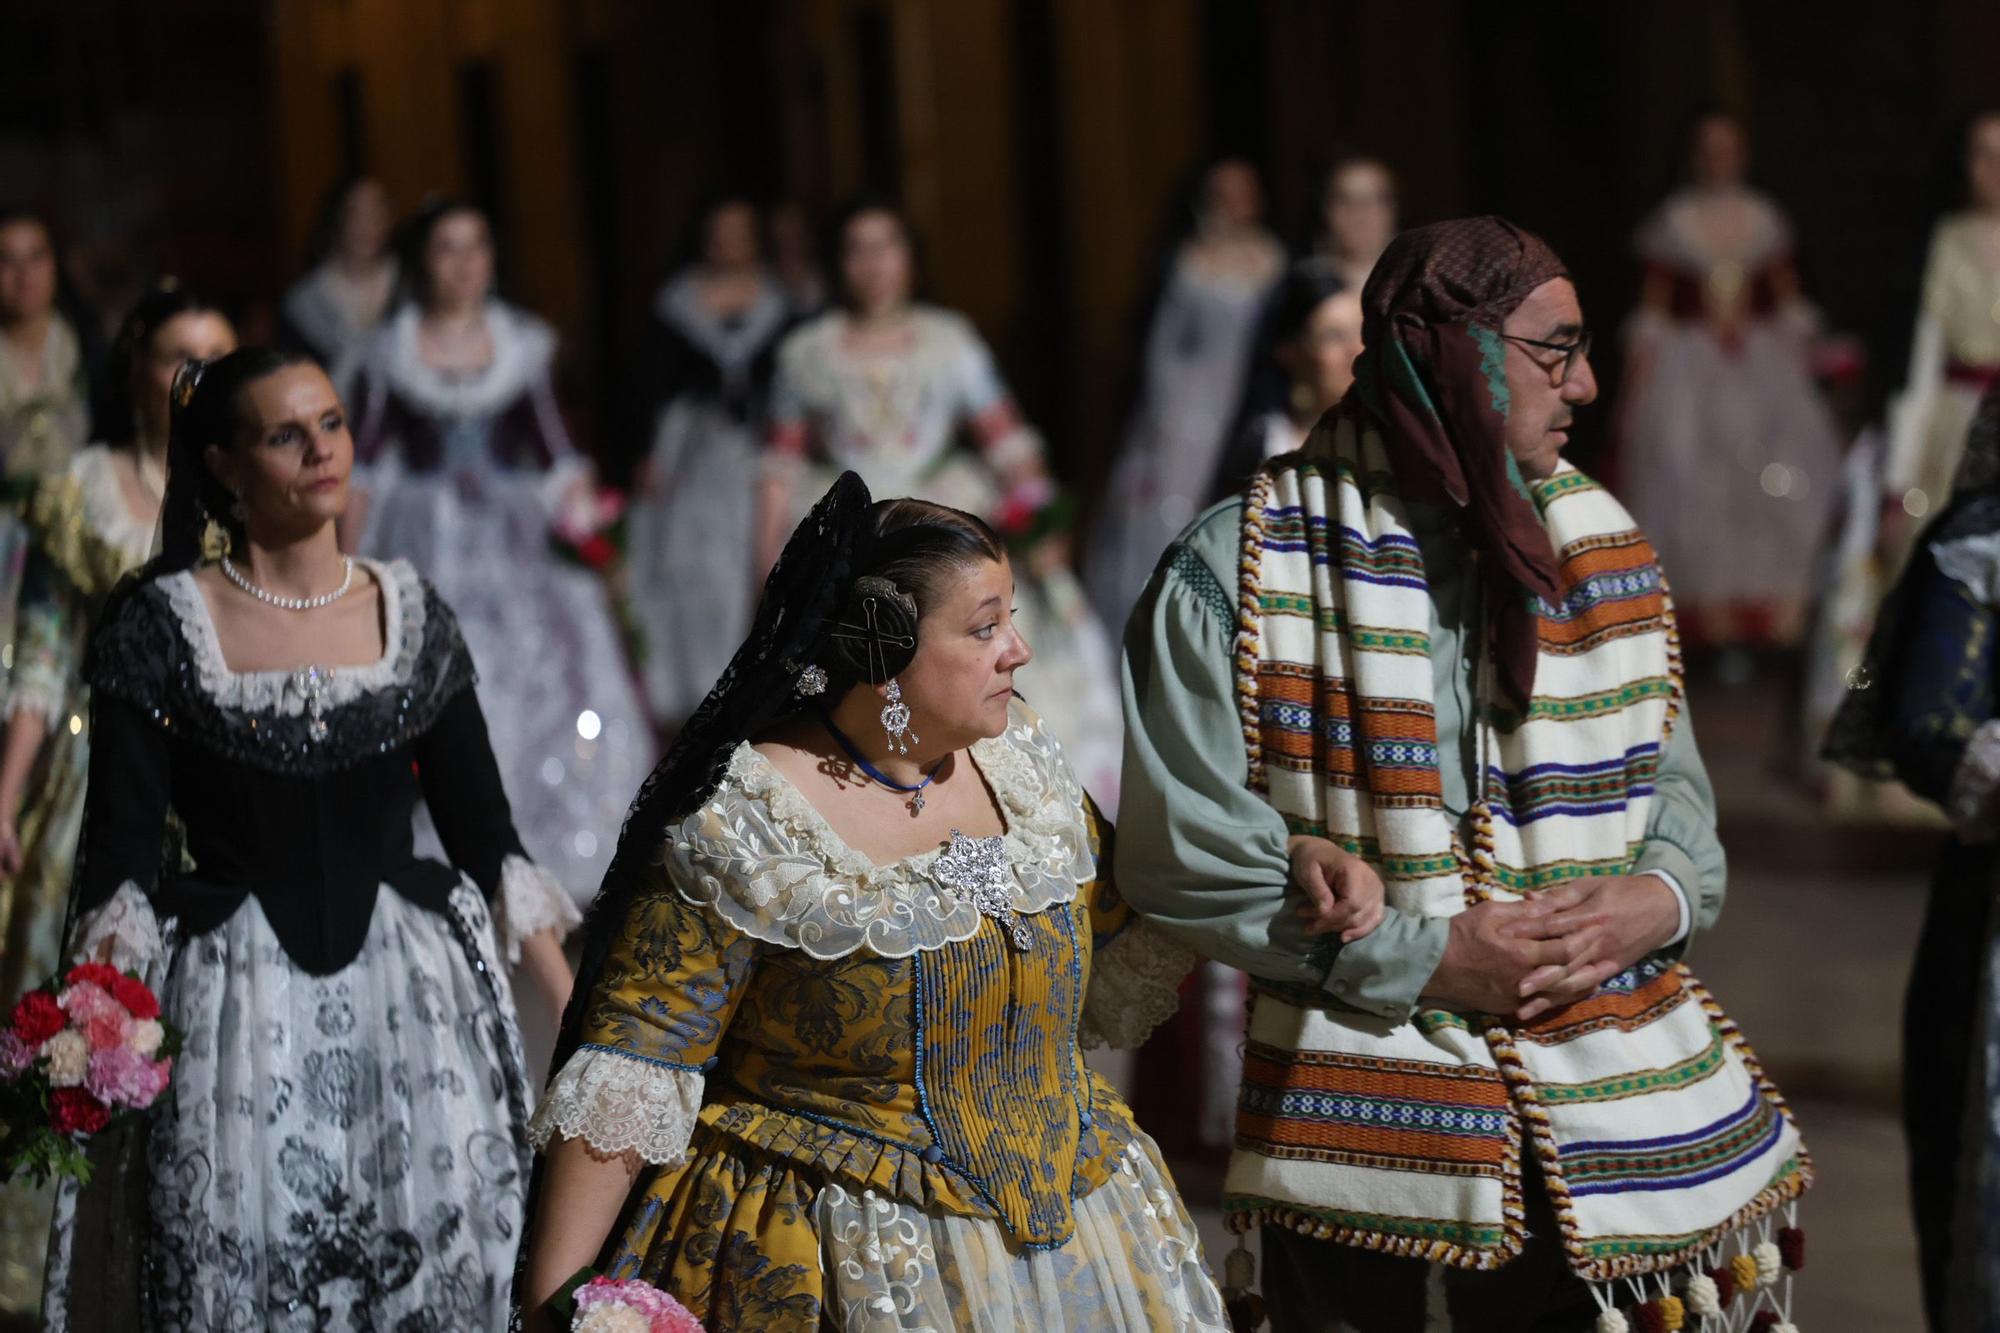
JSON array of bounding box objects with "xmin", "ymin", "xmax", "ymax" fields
[{"xmin": 220, "ymin": 555, "xmax": 356, "ymax": 611}]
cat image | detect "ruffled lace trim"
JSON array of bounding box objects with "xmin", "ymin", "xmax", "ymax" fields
[
  {"xmin": 491, "ymin": 853, "xmax": 581, "ymax": 963},
  {"xmin": 367, "ymin": 302, "xmax": 557, "ymax": 420},
  {"xmin": 670, "ymin": 701, "xmax": 1096, "ymax": 960},
  {"xmin": 528, "ymin": 1045, "xmax": 703, "ymax": 1166},
  {"xmin": 1934, "ymin": 530, "xmax": 2000, "ymax": 607},
  {"xmin": 1949, "ymin": 718, "xmax": 2000, "ymax": 841},
  {"xmin": 157, "ymin": 557, "xmax": 429, "ymax": 714},
  {"xmin": 70, "ymin": 883, "xmax": 162, "ymax": 973},
  {"xmin": 1080, "ymin": 920, "xmax": 1196, "ymax": 1050},
  {"xmin": 6, "ymin": 675, "xmax": 66, "ymax": 729}
]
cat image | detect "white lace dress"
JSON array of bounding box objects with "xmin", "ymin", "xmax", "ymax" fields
[
  {"xmin": 349, "ymin": 303, "xmax": 656, "ymax": 899},
  {"xmin": 768, "ymin": 306, "xmax": 1126, "ymax": 806},
  {"xmin": 40, "ymin": 558, "xmax": 578, "ymax": 1332},
  {"xmin": 529, "ymin": 699, "xmax": 1218, "ymax": 1330}
]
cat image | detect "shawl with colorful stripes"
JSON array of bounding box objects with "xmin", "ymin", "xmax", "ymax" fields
[{"xmin": 1224, "ymin": 413, "xmax": 1810, "ymax": 1284}]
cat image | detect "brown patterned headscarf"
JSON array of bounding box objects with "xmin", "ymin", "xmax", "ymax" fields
[{"xmin": 1349, "ymin": 216, "xmax": 1572, "ymax": 711}]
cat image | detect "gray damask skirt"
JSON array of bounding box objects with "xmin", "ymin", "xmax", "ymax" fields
[{"xmin": 42, "ymin": 882, "xmax": 530, "ymax": 1332}]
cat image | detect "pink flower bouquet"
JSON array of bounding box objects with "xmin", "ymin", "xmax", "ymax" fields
[
  {"xmin": 0, "ymin": 962, "xmax": 180, "ymax": 1185},
  {"xmin": 558, "ymin": 1273, "xmax": 704, "ymax": 1333}
]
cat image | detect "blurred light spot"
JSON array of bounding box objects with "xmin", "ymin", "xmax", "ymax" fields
[
  {"xmin": 2, "ymin": 644, "xmax": 13, "ymax": 670},
  {"xmin": 1845, "ymin": 664, "xmax": 1874, "ymax": 691},
  {"xmin": 1759, "ymin": 464, "xmax": 1793, "ymax": 498},
  {"xmin": 573, "ymin": 830, "xmax": 598, "ymax": 858},
  {"xmin": 1903, "ymin": 488, "xmax": 1931, "ymax": 519},
  {"xmin": 540, "ymin": 757, "xmax": 565, "ymax": 786},
  {"xmin": 576, "ymin": 709, "xmax": 602, "ymax": 740},
  {"xmin": 67, "ymin": 714, "xmax": 83, "ymax": 736}
]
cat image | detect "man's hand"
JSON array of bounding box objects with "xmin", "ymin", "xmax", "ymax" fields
[
  {"xmin": 1511, "ymin": 875, "xmax": 1681, "ymax": 1022},
  {"xmin": 1420, "ymin": 897, "xmax": 1577, "ymax": 1016},
  {"xmin": 1288, "ymin": 835, "xmax": 1386, "ymax": 943}
]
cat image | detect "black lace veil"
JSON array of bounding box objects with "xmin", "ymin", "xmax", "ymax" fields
[{"xmin": 549, "ymin": 469, "xmax": 877, "ymax": 1072}]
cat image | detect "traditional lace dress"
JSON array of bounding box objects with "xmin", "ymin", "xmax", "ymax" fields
[
  {"xmin": 624, "ymin": 271, "xmax": 791, "ymax": 729},
  {"xmin": 0, "ymin": 446, "xmax": 156, "ymax": 1314},
  {"xmin": 350, "ymin": 302, "xmax": 655, "ymax": 899},
  {"xmin": 768, "ymin": 308, "xmax": 1125, "ymax": 805},
  {"xmin": 1618, "ymin": 185, "xmax": 1843, "ymax": 647},
  {"xmin": 0, "ymin": 317, "xmax": 89, "ymax": 716},
  {"xmin": 1087, "ymin": 243, "xmax": 1282, "ymax": 637},
  {"xmin": 41, "ymin": 558, "xmax": 579, "ymax": 1332},
  {"xmin": 283, "ymin": 257, "xmax": 398, "ymax": 394},
  {"xmin": 531, "ymin": 701, "xmax": 1221, "ymax": 1331},
  {"xmin": 1887, "ymin": 212, "xmax": 2000, "ymax": 535}
]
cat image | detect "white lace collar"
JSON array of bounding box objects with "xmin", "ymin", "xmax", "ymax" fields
[
  {"xmin": 365, "ymin": 301, "xmax": 555, "ymax": 420},
  {"xmin": 667, "ymin": 702, "xmax": 1096, "ymax": 960},
  {"xmin": 70, "ymin": 444, "xmax": 161, "ymax": 563},
  {"xmin": 653, "ymin": 269, "xmax": 790, "ymax": 377},
  {"xmin": 157, "ymin": 557, "xmax": 428, "ymax": 717}
]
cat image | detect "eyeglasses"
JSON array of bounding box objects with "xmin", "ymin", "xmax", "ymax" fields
[{"xmin": 1499, "ymin": 330, "xmax": 1592, "ymax": 384}]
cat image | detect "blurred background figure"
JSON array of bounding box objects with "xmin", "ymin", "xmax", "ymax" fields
[
  {"xmin": 1086, "ymin": 157, "xmax": 1284, "ymax": 636},
  {"xmin": 1301, "ymin": 151, "xmax": 1399, "ymax": 289},
  {"xmin": 0, "ymin": 212, "xmax": 94, "ymax": 701},
  {"xmin": 1208, "ymin": 259, "xmax": 1363, "ymax": 498},
  {"xmin": 279, "ymin": 175, "xmax": 398, "ymax": 386},
  {"xmin": 622, "ymin": 195, "xmax": 794, "ymax": 734},
  {"xmin": 763, "ymin": 198, "xmax": 1125, "ymax": 801},
  {"xmin": 1882, "ymin": 109, "xmax": 2000, "ymax": 567},
  {"xmin": 1619, "ymin": 111, "xmax": 1843, "ymax": 653},
  {"xmin": 0, "ymin": 280, "xmax": 235, "ymax": 1318},
  {"xmin": 346, "ymin": 197, "xmax": 652, "ymax": 905},
  {"xmin": 769, "ymin": 199, "xmax": 829, "ymax": 318}
]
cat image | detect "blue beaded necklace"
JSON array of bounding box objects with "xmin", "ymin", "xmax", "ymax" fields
[{"xmin": 822, "ymin": 714, "xmax": 946, "ymax": 814}]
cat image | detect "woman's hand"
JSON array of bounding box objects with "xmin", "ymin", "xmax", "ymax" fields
[{"xmin": 1287, "ymin": 835, "xmax": 1386, "ymax": 943}]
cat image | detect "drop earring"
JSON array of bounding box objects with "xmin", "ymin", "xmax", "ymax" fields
[{"xmin": 880, "ymin": 679, "xmax": 917, "ymax": 755}]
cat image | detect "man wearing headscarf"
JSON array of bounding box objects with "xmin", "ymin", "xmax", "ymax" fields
[{"xmin": 1118, "ymin": 218, "xmax": 1809, "ymax": 1328}]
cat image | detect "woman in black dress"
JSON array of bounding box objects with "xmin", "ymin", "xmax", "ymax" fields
[{"xmin": 43, "ymin": 347, "xmax": 576, "ymax": 1331}]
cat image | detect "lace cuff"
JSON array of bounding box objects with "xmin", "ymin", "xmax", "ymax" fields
[
  {"xmin": 1080, "ymin": 918, "xmax": 1196, "ymax": 1050},
  {"xmin": 491, "ymin": 853, "xmax": 582, "ymax": 963},
  {"xmin": 1949, "ymin": 720, "xmax": 2000, "ymax": 841},
  {"xmin": 71, "ymin": 883, "xmax": 162, "ymax": 974},
  {"xmin": 528, "ymin": 1045, "xmax": 704, "ymax": 1166}
]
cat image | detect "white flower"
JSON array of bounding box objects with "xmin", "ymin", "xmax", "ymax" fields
[
  {"xmin": 42, "ymin": 1030, "xmax": 88, "ymax": 1087},
  {"xmin": 127, "ymin": 1019, "xmax": 164, "ymax": 1058},
  {"xmin": 573, "ymin": 1306, "xmax": 649, "ymax": 1333}
]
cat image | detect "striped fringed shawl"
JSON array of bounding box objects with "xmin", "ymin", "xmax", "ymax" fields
[{"xmin": 1224, "ymin": 415, "xmax": 1810, "ymax": 1282}]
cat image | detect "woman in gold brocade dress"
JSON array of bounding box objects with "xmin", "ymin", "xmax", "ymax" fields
[
  {"xmin": 521, "ymin": 476, "xmax": 1222, "ymax": 1332},
  {"xmin": 0, "ymin": 285, "xmax": 235, "ymax": 1313}
]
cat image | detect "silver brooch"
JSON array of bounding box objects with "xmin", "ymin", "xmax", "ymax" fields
[
  {"xmin": 293, "ymin": 666, "xmax": 331, "ymax": 743},
  {"xmin": 796, "ymin": 664, "xmax": 828, "ymax": 697},
  {"xmin": 932, "ymin": 829, "xmax": 1029, "ymax": 950}
]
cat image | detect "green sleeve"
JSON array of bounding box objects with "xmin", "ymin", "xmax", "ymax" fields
[
  {"xmin": 1631, "ymin": 701, "xmax": 1727, "ymax": 955},
  {"xmin": 1114, "ymin": 506, "xmax": 1447, "ymax": 1020}
]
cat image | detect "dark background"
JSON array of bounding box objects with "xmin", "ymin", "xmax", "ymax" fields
[{"xmin": 4, "ymin": 0, "xmax": 1996, "ymax": 495}]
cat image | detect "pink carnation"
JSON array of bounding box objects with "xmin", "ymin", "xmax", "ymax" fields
[
  {"xmin": 86, "ymin": 1043, "xmax": 161, "ymax": 1109},
  {"xmin": 84, "ymin": 1011, "xmax": 131, "ymax": 1053},
  {"xmin": 58, "ymin": 981, "xmax": 123, "ymax": 1026},
  {"xmin": 0, "ymin": 1030, "xmax": 32, "ymax": 1077},
  {"xmin": 572, "ymin": 1276, "xmax": 704, "ymax": 1333}
]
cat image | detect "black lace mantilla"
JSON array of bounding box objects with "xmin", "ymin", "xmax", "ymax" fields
[{"xmin": 85, "ymin": 572, "xmax": 478, "ymax": 776}]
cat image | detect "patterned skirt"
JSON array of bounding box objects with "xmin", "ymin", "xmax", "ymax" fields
[
  {"xmin": 42, "ymin": 883, "xmax": 531, "ymax": 1332},
  {"xmin": 605, "ymin": 1116, "xmax": 1226, "ymax": 1332}
]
